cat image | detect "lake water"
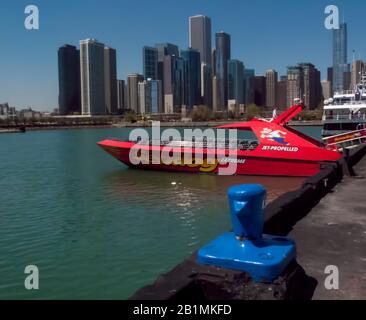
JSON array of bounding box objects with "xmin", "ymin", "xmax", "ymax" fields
[{"xmin": 0, "ymin": 126, "xmax": 321, "ymax": 299}]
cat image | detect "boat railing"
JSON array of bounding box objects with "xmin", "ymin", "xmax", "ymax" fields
[
  {"xmin": 323, "ymin": 128, "xmax": 366, "ymax": 151},
  {"xmin": 130, "ymin": 138, "xmax": 260, "ymax": 151},
  {"xmin": 322, "ymin": 113, "xmax": 366, "ymax": 121},
  {"xmin": 334, "ymin": 90, "xmax": 354, "ymax": 95},
  {"xmin": 326, "ymin": 100, "xmax": 366, "ymax": 106}
]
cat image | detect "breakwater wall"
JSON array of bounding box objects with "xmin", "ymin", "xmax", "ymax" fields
[{"xmin": 130, "ymin": 145, "xmax": 366, "ymax": 300}]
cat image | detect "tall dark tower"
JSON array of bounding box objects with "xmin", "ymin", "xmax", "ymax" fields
[
  {"xmin": 58, "ymin": 45, "xmax": 81, "ymax": 115},
  {"xmin": 215, "ymin": 32, "xmax": 231, "ymax": 111},
  {"xmin": 189, "ymin": 15, "xmax": 212, "ymax": 108},
  {"xmin": 333, "ymin": 23, "xmax": 349, "ymax": 92},
  {"xmin": 181, "ymin": 48, "xmax": 201, "ymax": 108}
]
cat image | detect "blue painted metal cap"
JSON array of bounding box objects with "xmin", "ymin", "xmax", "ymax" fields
[
  {"xmin": 228, "ymin": 184, "xmax": 266, "ymax": 240},
  {"xmin": 197, "ymin": 184, "xmax": 296, "ymax": 282}
]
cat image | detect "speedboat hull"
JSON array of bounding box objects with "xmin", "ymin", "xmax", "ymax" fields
[{"xmin": 98, "ymin": 140, "xmax": 323, "ymax": 177}]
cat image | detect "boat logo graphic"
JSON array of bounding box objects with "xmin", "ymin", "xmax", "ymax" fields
[{"xmin": 260, "ymin": 128, "xmax": 289, "ymax": 145}]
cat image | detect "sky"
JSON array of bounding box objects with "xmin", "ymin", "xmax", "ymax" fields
[{"xmin": 1, "ymin": 0, "xmax": 366, "ymax": 111}]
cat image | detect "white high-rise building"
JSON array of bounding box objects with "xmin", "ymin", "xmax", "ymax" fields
[{"xmin": 80, "ymin": 39, "xmax": 106, "ymax": 115}]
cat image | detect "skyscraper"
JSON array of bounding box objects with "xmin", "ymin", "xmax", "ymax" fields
[
  {"xmin": 127, "ymin": 73, "xmax": 144, "ymax": 113},
  {"xmin": 155, "ymin": 43, "xmax": 179, "ymax": 108},
  {"xmin": 189, "ymin": 15, "xmax": 212, "ymax": 66},
  {"xmin": 80, "ymin": 39, "xmax": 106, "ymax": 115},
  {"xmin": 201, "ymin": 63, "xmax": 212, "ymax": 108},
  {"xmin": 214, "ymin": 32, "xmax": 231, "ymax": 111},
  {"xmin": 104, "ymin": 47, "xmax": 117, "ymax": 114},
  {"xmin": 189, "ymin": 15, "xmax": 212, "ymax": 108},
  {"xmin": 143, "ymin": 46, "xmax": 158, "ymax": 80},
  {"xmin": 321, "ymin": 80, "xmax": 332, "ymax": 100},
  {"xmin": 117, "ymin": 80, "xmax": 126, "ymax": 111},
  {"xmin": 58, "ymin": 44, "xmax": 81, "ymax": 115},
  {"xmin": 227, "ymin": 60, "xmax": 244, "ymax": 106},
  {"xmin": 298, "ymin": 63, "xmax": 322, "ymax": 109},
  {"xmin": 351, "ymin": 60, "xmax": 364, "ymax": 89},
  {"xmin": 212, "ymin": 75, "xmax": 219, "ymax": 111},
  {"xmin": 299, "ymin": 63, "xmax": 315, "ymax": 108},
  {"xmin": 333, "ymin": 23, "xmax": 349, "ymax": 92},
  {"xmin": 276, "ymin": 77, "xmax": 287, "ymax": 109},
  {"xmin": 138, "ymin": 79, "xmax": 163, "ymax": 114},
  {"xmin": 155, "ymin": 43, "xmax": 179, "ymax": 81},
  {"xmin": 287, "ymin": 65, "xmax": 304, "ymax": 108},
  {"xmin": 249, "ymin": 76, "xmax": 266, "ymax": 107},
  {"xmin": 181, "ymin": 48, "xmax": 201, "ymax": 109},
  {"xmin": 163, "ymin": 55, "xmax": 186, "ymax": 114},
  {"xmin": 243, "ymin": 69, "xmax": 255, "ymax": 105},
  {"xmin": 265, "ymin": 69, "xmax": 278, "ymax": 108},
  {"xmin": 155, "ymin": 43, "xmax": 179, "ymax": 62}
]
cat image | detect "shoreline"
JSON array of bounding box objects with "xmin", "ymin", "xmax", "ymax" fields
[{"xmin": 0, "ymin": 120, "xmax": 322, "ymax": 133}]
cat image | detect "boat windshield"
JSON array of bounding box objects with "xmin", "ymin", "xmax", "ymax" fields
[{"xmin": 130, "ymin": 128, "xmax": 260, "ymax": 151}]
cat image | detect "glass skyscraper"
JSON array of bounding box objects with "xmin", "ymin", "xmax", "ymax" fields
[
  {"xmin": 163, "ymin": 55, "xmax": 186, "ymax": 114},
  {"xmin": 214, "ymin": 32, "xmax": 231, "ymax": 110},
  {"xmin": 243, "ymin": 69, "xmax": 255, "ymax": 105},
  {"xmin": 333, "ymin": 23, "xmax": 349, "ymax": 92},
  {"xmin": 58, "ymin": 44, "xmax": 81, "ymax": 115},
  {"xmin": 117, "ymin": 80, "xmax": 126, "ymax": 111},
  {"xmin": 104, "ymin": 47, "xmax": 117, "ymax": 114},
  {"xmin": 181, "ymin": 48, "xmax": 201, "ymax": 108},
  {"xmin": 143, "ymin": 46, "xmax": 158, "ymax": 80},
  {"xmin": 139, "ymin": 79, "xmax": 162, "ymax": 114},
  {"xmin": 227, "ymin": 60, "xmax": 244, "ymax": 105}
]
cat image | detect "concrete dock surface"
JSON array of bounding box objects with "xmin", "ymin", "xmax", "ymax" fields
[{"xmin": 289, "ymin": 155, "xmax": 366, "ymax": 299}]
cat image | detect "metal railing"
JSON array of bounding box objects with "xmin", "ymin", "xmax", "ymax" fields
[
  {"xmin": 323, "ymin": 128, "xmax": 366, "ymax": 151},
  {"xmin": 322, "ymin": 114, "xmax": 366, "ymax": 121}
]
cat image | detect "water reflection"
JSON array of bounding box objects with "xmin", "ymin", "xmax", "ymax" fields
[{"xmin": 102, "ymin": 167, "xmax": 305, "ymax": 204}]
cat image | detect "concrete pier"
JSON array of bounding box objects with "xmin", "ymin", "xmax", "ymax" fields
[{"xmin": 289, "ymin": 154, "xmax": 366, "ymax": 299}]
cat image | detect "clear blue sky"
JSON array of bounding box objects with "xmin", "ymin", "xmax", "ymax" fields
[{"xmin": 1, "ymin": 0, "xmax": 365, "ymax": 111}]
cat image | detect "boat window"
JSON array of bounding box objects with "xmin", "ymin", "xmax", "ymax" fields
[{"xmin": 235, "ymin": 129, "xmax": 258, "ymax": 141}]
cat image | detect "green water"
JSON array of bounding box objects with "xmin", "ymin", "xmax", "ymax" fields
[{"xmin": 0, "ymin": 126, "xmax": 320, "ymax": 299}]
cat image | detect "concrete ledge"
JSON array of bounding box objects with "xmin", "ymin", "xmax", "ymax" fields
[
  {"xmin": 130, "ymin": 145, "xmax": 366, "ymax": 300},
  {"xmin": 129, "ymin": 255, "xmax": 317, "ymax": 300}
]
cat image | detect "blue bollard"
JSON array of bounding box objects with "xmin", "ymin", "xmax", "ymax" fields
[{"xmin": 197, "ymin": 184, "xmax": 296, "ymax": 282}]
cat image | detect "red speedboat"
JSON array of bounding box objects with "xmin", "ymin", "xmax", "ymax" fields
[{"xmin": 98, "ymin": 104, "xmax": 341, "ymax": 177}]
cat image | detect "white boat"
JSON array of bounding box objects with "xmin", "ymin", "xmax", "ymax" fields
[{"xmin": 322, "ymin": 72, "xmax": 366, "ymax": 136}]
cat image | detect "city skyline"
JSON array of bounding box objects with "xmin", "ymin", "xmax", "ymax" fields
[{"xmin": 1, "ymin": 0, "xmax": 366, "ymax": 111}]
